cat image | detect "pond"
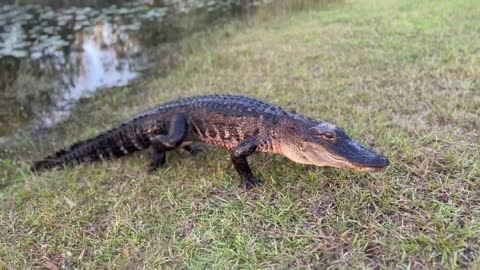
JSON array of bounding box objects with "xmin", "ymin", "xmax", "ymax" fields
[{"xmin": 0, "ymin": 0, "xmax": 336, "ymax": 144}]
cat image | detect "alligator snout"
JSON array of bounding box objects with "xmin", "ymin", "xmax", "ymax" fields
[
  {"xmin": 369, "ymin": 153, "xmax": 389, "ymax": 168},
  {"xmin": 377, "ymin": 154, "xmax": 389, "ymax": 167},
  {"xmin": 354, "ymin": 153, "xmax": 389, "ymax": 172}
]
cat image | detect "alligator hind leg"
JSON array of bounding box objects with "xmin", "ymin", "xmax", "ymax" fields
[
  {"xmin": 231, "ymin": 137, "xmax": 262, "ymax": 189},
  {"xmin": 148, "ymin": 113, "xmax": 188, "ymax": 172}
]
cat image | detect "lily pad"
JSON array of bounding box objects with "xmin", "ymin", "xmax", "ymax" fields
[
  {"xmin": 3, "ymin": 9, "xmax": 23, "ymax": 20},
  {"xmin": 74, "ymin": 24, "xmax": 84, "ymax": 31},
  {"xmin": 118, "ymin": 23, "xmax": 141, "ymax": 31},
  {"xmin": 31, "ymin": 50, "xmax": 43, "ymax": 59},
  {"xmin": 0, "ymin": 5, "xmax": 13, "ymax": 13},
  {"xmin": 63, "ymin": 7, "xmax": 77, "ymax": 15},
  {"xmin": 128, "ymin": 6, "xmax": 146, "ymax": 14},
  {"xmin": 0, "ymin": 48, "xmax": 28, "ymax": 58},
  {"xmin": 76, "ymin": 14, "xmax": 89, "ymax": 22},
  {"xmin": 141, "ymin": 8, "xmax": 167, "ymax": 19},
  {"xmin": 40, "ymin": 10, "xmax": 56, "ymax": 20},
  {"xmin": 87, "ymin": 9, "xmax": 100, "ymax": 17},
  {"xmin": 43, "ymin": 26, "xmax": 56, "ymax": 34},
  {"xmin": 118, "ymin": 8, "xmax": 130, "ymax": 15},
  {"xmin": 44, "ymin": 36, "xmax": 69, "ymax": 48},
  {"xmin": 77, "ymin": 7, "xmax": 93, "ymax": 15},
  {"xmin": 12, "ymin": 41, "xmax": 30, "ymax": 49},
  {"xmin": 38, "ymin": 34, "xmax": 49, "ymax": 41},
  {"xmin": 16, "ymin": 13, "xmax": 34, "ymax": 22},
  {"xmin": 102, "ymin": 6, "xmax": 119, "ymax": 15},
  {"xmin": 58, "ymin": 14, "xmax": 74, "ymax": 23},
  {"xmin": 94, "ymin": 14, "xmax": 110, "ymax": 23}
]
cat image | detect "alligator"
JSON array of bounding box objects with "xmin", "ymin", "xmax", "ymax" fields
[{"xmin": 32, "ymin": 94, "xmax": 389, "ymax": 188}]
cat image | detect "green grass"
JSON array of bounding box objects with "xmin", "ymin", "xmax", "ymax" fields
[{"xmin": 1, "ymin": 0, "xmax": 480, "ymax": 268}]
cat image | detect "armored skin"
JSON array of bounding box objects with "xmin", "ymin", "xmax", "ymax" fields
[{"xmin": 32, "ymin": 95, "xmax": 389, "ymax": 188}]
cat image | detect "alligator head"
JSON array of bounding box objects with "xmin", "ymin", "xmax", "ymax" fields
[{"xmin": 279, "ymin": 121, "xmax": 389, "ymax": 172}]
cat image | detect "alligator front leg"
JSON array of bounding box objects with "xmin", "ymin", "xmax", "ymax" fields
[
  {"xmin": 231, "ymin": 137, "xmax": 261, "ymax": 189},
  {"xmin": 148, "ymin": 113, "xmax": 188, "ymax": 172}
]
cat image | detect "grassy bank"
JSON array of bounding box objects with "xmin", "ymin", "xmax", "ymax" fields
[{"xmin": 1, "ymin": 0, "xmax": 479, "ymax": 268}]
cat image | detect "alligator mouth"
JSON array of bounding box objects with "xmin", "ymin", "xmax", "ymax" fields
[
  {"xmin": 348, "ymin": 163, "xmax": 389, "ymax": 172},
  {"xmin": 329, "ymin": 152, "xmax": 389, "ymax": 172}
]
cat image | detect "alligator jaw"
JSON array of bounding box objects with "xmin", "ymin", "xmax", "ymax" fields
[
  {"xmin": 328, "ymin": 154, "xmax": 390, "ymax": 172},
  {"xmin": 302, "ymin": 141, "xmax": 389, "ymax": 172}
]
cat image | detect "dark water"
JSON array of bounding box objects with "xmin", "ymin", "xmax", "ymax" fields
[{"xmin": 0, "ymin": 0, "xmax": 337, "ymax": 143}]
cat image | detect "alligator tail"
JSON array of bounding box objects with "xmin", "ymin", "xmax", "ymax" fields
[{"xmin": 31, "ymin": 121, "xmax": 153, "ymax": 172}]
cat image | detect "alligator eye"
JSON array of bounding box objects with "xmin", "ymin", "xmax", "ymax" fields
[{"xmin": 321, "ymin": 132, "xmax": 335, "ymax": 142}]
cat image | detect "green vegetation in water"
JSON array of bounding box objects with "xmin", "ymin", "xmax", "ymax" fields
[{"xmin": 1, "ymin": 0, "xmax": 479, "ymax": 268}]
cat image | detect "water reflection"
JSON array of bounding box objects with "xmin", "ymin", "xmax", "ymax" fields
[
  {"xmin": 69, "ymin": 22, "xmax": 140, "ymax": 94},
  {"xmin": 42, "ymin": 22, "xmax": 143, "ymax": 125}
]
